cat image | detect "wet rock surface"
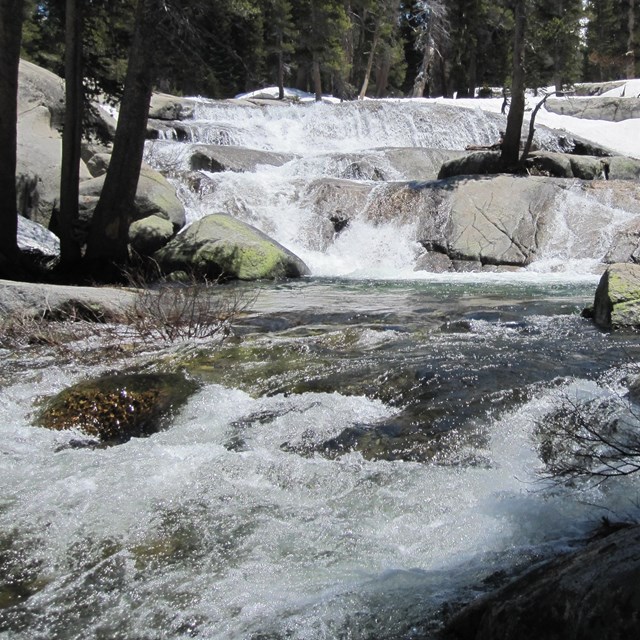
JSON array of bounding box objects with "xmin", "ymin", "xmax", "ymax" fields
[
  {"xmin": 441, "ymin": 524, "xmax": 640, "ymax": 640},
  {"xmin": 37, "ymin": 372, "xmax": 199, "ymax": 443}
]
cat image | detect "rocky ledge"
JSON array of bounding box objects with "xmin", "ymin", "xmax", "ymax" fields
[{"xmin": 441, "ymin": 523, "xmax": 640, "ymax": 640}]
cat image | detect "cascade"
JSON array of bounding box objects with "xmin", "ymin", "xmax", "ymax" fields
[{"xmin": 146, "ymin": 97, "xmax": 640, "ymax": 279}]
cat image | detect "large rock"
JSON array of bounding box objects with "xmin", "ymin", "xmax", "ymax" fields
[
  {"xmin": 189, "ymin": 145, "xmax": 294, "ymax": 173},
  {"xmin": 0, "ymin": 279, "xmax": 138, "ymax": 321},
  {"xmin": 149, "ymin": 93, "xmax": 197, "ymax": 120},
  {"xmin": 129, "ymin": 215, "xmax": 175, "ymax": 256},
  {"xmin": 573, "ymin": 80, "xmax": 626, "ymax": 96},
  {"xmin": 608, "ymin": 156, "xmax": 640, "ymax": 181},
  {"xmin": 17, "ymin": 217, "xmax": 60, "ymax": 271},
  {"xmin": 437, "ymin": 151, "xmax": 504, "ymax": 179},
  {"xmin": 545, "ymin": 96, "xmax": 640, "ymax": 122},
  {"xmin": 78, "ymin": 164, "xmax": 186, "ymax": 231},
  {"xmin": 303, "ymin": 148, "xmax": 466, "ymax": 182},
  {"xmin": 37, "ymin": 372, "xmax": 199, "ymax": 443},
  {"xmin": 18, "ymin": 59, "xmax": 65, "ymax": 127},
  {"xmin": 383, "ymin": 148, "xmax": 466, "ymax": 180},
  {"xmin": 16, "ymin": 60, "xmax": 92, "ymax": 226},
  {"xmin": 154, "ymin": 213, "xmax": 310, "ymax": 280},
  {"xmin": 441, "ymin": 524, "xmax": 640, "ymax": 640},
  {"xmin": 592, "ymin": 262, "xmax": 640, "ymax": 330},
  {"xmin": 417, "ymin": 175, "xmax": 560, "ymax": 267}
]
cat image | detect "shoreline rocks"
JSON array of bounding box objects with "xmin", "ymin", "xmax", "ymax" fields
[
  {"xmin": 441, "ymin": 524, "xmax": 640, "ymax": 640},
  {"xmin": 590, "ymin": 262, "xmax": 640, "ymax": 330}
]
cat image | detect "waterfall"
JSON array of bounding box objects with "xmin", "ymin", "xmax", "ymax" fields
[{"xmin": 145, "ymin": 97, "xmax": 640, "ymax": 280}]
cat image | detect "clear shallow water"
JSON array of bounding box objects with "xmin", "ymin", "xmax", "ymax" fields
[{"xmin": 2, "ymin": 278, "xmax": 640, "ymax": 639}]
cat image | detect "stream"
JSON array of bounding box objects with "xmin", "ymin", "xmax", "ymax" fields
[{"xmin": 3, "ymin": 97, "xmax": 640, "ymax": 638}]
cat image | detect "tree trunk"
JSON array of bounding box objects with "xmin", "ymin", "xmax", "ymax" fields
[
  {"xmin": 627, "ymin": 0, "xmax": 636, "ymax": 79},
  {"xmin": 58, "ymin": 0, "xmax": 83, "ymax": 269},
  {"xmin": 85, "ymin": 0, "xmax": 159, "ymax": 280},
  {"xmin": 0, "ymin": 0, "xmax": 24, "ymax": 276},
  {"xmin": 312, "ymin": 55, "xmax": 322, "ymax": 101},
  {"xmin": 358, "ymin": 24, "xmax": 380, "ymax": 100},
  {"xmin": 277, "ymin": 45, "xmax": 285, "ymax": 100},
  {"xmin": 501, "ymin": 0, "xmax": 527, "ymax": 170},
  {"xmin": 375, "ymin": 49, "xmax": 391, "ymax": 98},
  {"xmin": 412, "ymin": 24, "xmax": 433, "ymax": 98}
]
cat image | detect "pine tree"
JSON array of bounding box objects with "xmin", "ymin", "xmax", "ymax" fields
[
  {"xmin": 84, "ymin": 0, "xmax": 163, "ymax": 280},
  {"xmin": 0, "ymin": 0, "xmax": 25, "ymax": 277},
  {"xmin": 261, "ymin": 0, "xmax": 297, "ymax": 98},
  {"xmin": 528, "ymin": 0, "xmax": 583, "ymax": 93},
  {"xmin": 585, "ymin": 0, "xmax": 638, "ymax": 81},
  {"xmin": 292, "ymin": 0, "xmax": 350, "ymax": 100}
]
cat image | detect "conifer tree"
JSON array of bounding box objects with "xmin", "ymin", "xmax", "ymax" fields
[
  {"xmin": 0, "ymin": 0, "xmax": 25, "ymax": 277},
  {"xmin": 528, "ymin": 0, "xmax": 583, "ymax": 93},
  {"xmin": 584, "ymin": 0, "xmax": 637, "ymax": 81},
  {"xmin": 292, "ymin": 0, "xmax": 350, "ymax": 100}
]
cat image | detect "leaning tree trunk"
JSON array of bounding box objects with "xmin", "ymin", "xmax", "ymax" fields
[
  {"xmin": 85, "ymin": 0, "xmax": 158, "ymax": 280},
  {"xmin": 412, "ymin": 23, "xmax": 433, "ymax": 98},
  {"xmin": 501, "ymin": 0, "xmax": 527, "ymax": 171},
  {"xmin": 58, "ymin": 0, "xmax": 83, "ymax": 269},
  {"xmin": 358, "ymin": 24, "xmax": 380, "ymax": 100},
  {"xmin": 0, "ymin": 0, "xmax": 24, "ymax": 276}
]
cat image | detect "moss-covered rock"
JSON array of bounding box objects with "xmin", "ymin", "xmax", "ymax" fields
[
  {"xmin": 593, "ymin": 263, "xmax": 640, "ymax": 330},
  {"xmin": 37, "ymin": 372, "xmax": 199, "ymax": 443},
  {"xmin": 129, "ymin": 215, "xmax": 175, "ymax": 256},
  {"xmin": 609, "ymin": 156, "xmax": 640, "ymax": 181},
  {"xmin": 153, "ymin": 213, "xmax": 310, "ymax": 281}
]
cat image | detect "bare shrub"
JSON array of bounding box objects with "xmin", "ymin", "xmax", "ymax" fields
[
  {"xmin": 0, "ymin": 305, "xmax": 105, "ymax": 349},
  {"xmin": 126, "ymin": 276, "xmax": 256, "ymax": 344},
  {"xmin": 536, "ymin": 387, "xmax": 640, "ymax": 484}
]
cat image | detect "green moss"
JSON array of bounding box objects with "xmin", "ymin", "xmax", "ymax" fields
[
  {"xmin": 611, "ymin": 300, "xmax": 640, "ymax": 330},
  {"xmin": 37, "ymin": 372, "xmax": 199, "ymax": 443},
  {"xmin": 608, "ymin": 271, "xmax": 640, "ymax": 305}
]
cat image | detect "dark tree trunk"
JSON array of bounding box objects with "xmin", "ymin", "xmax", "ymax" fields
[
  {"xmin": 312, "ymin": 55, "xmax": 322, "ymax": 101},
  {"xmin": 358, "ymin": 24, "xmax": 380, "ymax": 99},
  {"xmin": 375, "ymin": 50, "xmax": 391, "ymax": 98},
  {"xmin": 84, "ymin": 0, "xmax": 159, "ymax": 280},
  {"xmin": 501, "ymin": 0, "xmax": 527, "ymax": 170},
  {"xmin": 0, "ymin": 0, "xmax": 24, "ymax": 277},
  {"xmin": 412, "ymin": 22, "xmax": 433, "ymax": 98},
  {"xmin": 627, "ymin": 0, "xmax": 636, "ymax": 79},
  {"xmin": 58, "ymin": 0, "xmax": 83, "ymax": 269},
  {"xmin": 277, "ymin": 44, "xmax": 285, "ymax": 100}
]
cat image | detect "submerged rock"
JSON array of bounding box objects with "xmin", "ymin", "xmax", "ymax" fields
[
  {"xmin": 154, "ymin": 213, "xmax": 310, "ymax": 280},
  {"xmin": 37, "ymin": 372, "xmax": 199, "ymax": 443},
  {"xmin": 592, "ymin": 263, "xmax": 640, "ymax": 330},
  {"xmin": 441, "ymin": 524, "xmax": 640, "ymax": 640}
]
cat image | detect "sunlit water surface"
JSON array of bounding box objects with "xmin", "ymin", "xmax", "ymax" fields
[{"xmin": 2, "ymin": 278, "xmax": 640, "ymax": 639}]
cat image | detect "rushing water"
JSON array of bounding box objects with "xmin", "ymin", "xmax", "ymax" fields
[{"xmin": 3, "ymin": 98, "xmax": 640, "ymax": 638}]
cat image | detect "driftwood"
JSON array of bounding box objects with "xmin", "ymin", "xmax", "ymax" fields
[{"xmin": 465, "ymin": 141, "xmax": 502, "ymax": 151}]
